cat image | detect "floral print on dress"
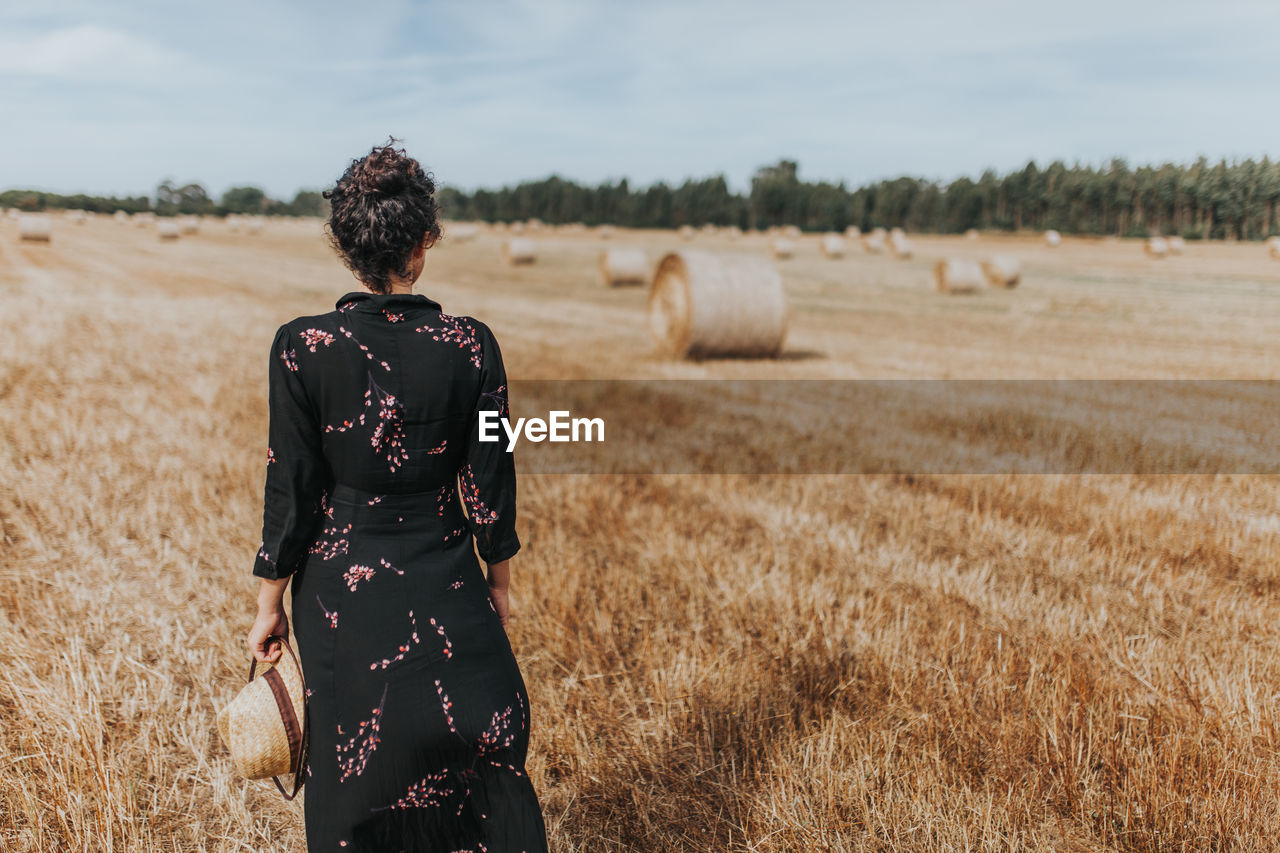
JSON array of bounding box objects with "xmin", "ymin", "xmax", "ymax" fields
[
  {"xmin": 415, "ymin": 313, "xmax": 482, "ymax": 369},
  {"xmin": 280, "ymin": 347, "xmax": 299, "ymax": 373},
  {"xmin": 458, "ymin": 464, "xmax": 498, "ymax": 526},
  {"xmin": 336, "ymin": 684, "xmax": 387, "ymax": 782},
  {"xmin": 300, "ymin": 328, "xmax": 336, "ymax": 352}
]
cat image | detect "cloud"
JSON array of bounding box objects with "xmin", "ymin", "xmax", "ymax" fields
[{"xmin": 0, "ymin": 24, "xmax": 196, "ymax": 86}]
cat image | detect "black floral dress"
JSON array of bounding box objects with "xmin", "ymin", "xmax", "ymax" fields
[{"xmin": 252, "ymin": 290, "xmax": 548, "ymax": 852}]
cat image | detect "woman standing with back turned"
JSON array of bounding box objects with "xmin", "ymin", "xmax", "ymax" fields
[{"xmin": 245, "ymin": 141, "xmax": 549, "ymax": 852}]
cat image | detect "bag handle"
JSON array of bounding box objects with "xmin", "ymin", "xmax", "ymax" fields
[{"xmin": 248, "ymin": 635, "xmax": 308, "ymax": 801}]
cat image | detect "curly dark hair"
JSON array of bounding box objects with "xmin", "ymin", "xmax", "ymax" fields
[{"xmin": 324, "ymin": 140, "xmax": 442, "ymax": 293}]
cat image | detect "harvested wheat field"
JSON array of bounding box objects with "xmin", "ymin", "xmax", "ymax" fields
[{"xmin": 4, "ymin": 218, "xmax": 1280, "ymax": 851}]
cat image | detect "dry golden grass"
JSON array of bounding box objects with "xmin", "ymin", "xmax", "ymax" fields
[{"xmin": 2, "ymin": 217, "xmax": 1280, "ymax": 850}]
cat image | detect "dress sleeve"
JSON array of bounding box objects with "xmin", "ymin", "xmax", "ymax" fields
[
  {"xmin": 458, "ymin": 322, "xmax": 521, "ymax": 565},
  {"xmin": 252, "ymin": 324, "xmax": 329, "ymax": 580}
]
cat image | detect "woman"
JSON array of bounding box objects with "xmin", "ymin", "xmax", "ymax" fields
[{"xmin": 245, "ymin": 142, "xmax": 549, "ymax": 852}]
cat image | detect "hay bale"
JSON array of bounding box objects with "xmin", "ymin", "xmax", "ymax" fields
[
  {"xmin": 113, "ymin": 210, "xmax": 129, "ymax": 223},
  {"xmin": 781, "ymin": 225, "xmax": 801, "ymax": 239},
  {"xmin": 1268, "ymin": 237, "xmax": 1280, "ymax": 259},
  {"xmin": 509, "ymin": 221, "xmax": 526, "ymax": 234},
  {"xmin": 1166, "ymin": 236, "xmax": 1186, "ymax": 255},
  {"xmin": 888, "ymin": 230, "xmax": 913, "ymax": 259},
  {"xmin": 933, "ymin": 259, "xmax": 985, "ymax": 294},
  {"xmin": 772, "ymin": 238, "xmax": 796, "ymax": 259},
  {"xmin": 1044, "ymin": 229, "xmax": 1062, "ymax": 247},
  {"xmin": 449, "ymin": 223, "xmax": 479, "ymax": 242},
  {"xmin": 598, "ymin": 225, "xmax": 614, "ymax": 239},
  {"xmin": 819, "ymin": 233, "xmax": 847, "ymax": 258},
  {"xmin": 679, "ymin": 225, "xmax": 696, "ymax": 241},
  {"xmin": 700, "ymin": 224, "xmax": 718, "ymax": 235},
  {"xmin": 980, "ymin": 254, "xmax": 1022, "ymax": 288},
  {"xmin": 226, "ymin": 214, "xmax": 242, "ymax": 232},
  {"xmin": 67, "ymin": 209, "xmax": 87, "ymax": 225},
  {"xmin": 18, "ymin": 215, "xmax": 52, "ymax": 243},
  {"xmin": 526, "ymin": 218, "xmax": 544, "ymax": 231},
  {"xmin": 598, "ymin": 248, "xmax": 648, "ymax": 286},
  {"xmin": 649, "ymin": 250, "xmax": 787, "ymax": 359},
  {"xmin": 157, "ymin": 220, "xmax": 181, "ymax": 241},
  {"xmin": 246, "ymin": 216, "xmax": 265, "ymax": 235},
  {"xmin": 504, "ymin": 238, "xmax": 536, "ymax": 265},
  {"xmin": 965, "ymin": 228, "xmax": 980, "ymax": 240},
  {"xmin": 177, "ymin": 215, "xmax": 199, "ymax": 235},
  {"xmin": 724, "ymin": 226, "xmax": 743, "ymax": 240},
  {"xmin": 1144, "ymin": 236, "xmax": 1168, "ymax": 258},
  {"xmin": 845, "ymin": 225, "xmax": 861, "ymax": 239},
  {"xmin": 862, "ymin": 229, "xmax": 886, "ymax": 254}
]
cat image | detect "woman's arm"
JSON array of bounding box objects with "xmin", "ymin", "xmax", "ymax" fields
[
  {"xmin": 486, "ymin": 558, "xmax": 513, "ymax": 628},
  {"xmin": 248, "ymin": 577, "xmax": 290, "ymax": 662}
]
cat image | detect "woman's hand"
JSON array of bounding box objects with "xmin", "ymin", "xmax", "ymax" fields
[
  {"xmin": 247, "ymin": 605, "xmax": 289, "ymax": 663},
  {"xmin": 488, "ymin": 583, "xmax": 512, "ymax": 628}
]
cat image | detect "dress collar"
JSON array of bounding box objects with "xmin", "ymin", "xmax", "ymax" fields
[{"xmin": 335, "ymin": 291, "xmax": 442, "ymax": 313}]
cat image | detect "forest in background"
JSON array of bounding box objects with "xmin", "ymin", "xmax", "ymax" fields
[{"xmin": 5, "ymin": 157, "xmax": 1280, "ymax": 239}]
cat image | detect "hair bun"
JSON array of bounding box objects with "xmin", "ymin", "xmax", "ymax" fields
[{"xmin": 355, "ymin": 146, "xmax": 412, "ymax": 196}]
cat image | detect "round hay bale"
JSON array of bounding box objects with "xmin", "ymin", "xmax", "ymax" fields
[
  {"xmin": 679, "ymin": 225, "xmax": 696, "ymax": 241},
  {"xmin": 965, "ymin": 228, "xmax": 980, "ymax": 240},
  {"xmin": 861, "ymin": 231, "xmax": 886, "ymax": 254},
  {"xmin": 598, "ymin": 225, "xmax": 614, "ymax": 239},
  {"xmin": 819, "ymin": 233, "xmax": 846, "ymax": 258},
  {"xmin": 226, "ymin": 214, "xmax": 243, "ymax": 232},
  {"xmin": 18, "ymin": 215, "xmax": 52, "ymax": 243},
  {"xmin": 1166, "ymin": 236, "xmax": 1186, "ymax": 255},
  {"xmin": 449, "ymin": 223, "xmax": 479, "ymax": 242},
  {"xmin": 246, "ymin": 216, "xmax": 265, "ymax": 235},
  {"xmin": 504, "ymin": 238, "xmax": 536, "ymax": 265},
  {"xmin": 510, "ymin": 221, "xmax": 526, "ymax": 234},
  {"xmin": 1144, "ymin": 236, "xmax": 1168, "ymax": 258},
  {"xmin": 845, "ymin": 225, "xmax": 861, "ymax": 239},
  {"xmin": 113, "ymin": 210, "xmax": 129, "ymax": 223},
  {"xmin": 888, "ymin": 231, "xmax": 913, "ymax": 259},
  {"xmin": 934, "ymin": 259, "xmax": 985, "ymax": 294},
  {"xmin": 781, "ymin": 225, "xmax": 801, "ymax": 239},
  {"xmin": 700, "ymin": 224, "xmax": 718, "ymax": 235},
  {"xmin": 724, "ymin": 226, "xmax": 743, "ymax": 240},
  {"xmin": 177, "ymin": 215, "xmax": 199, "ymax": 235},
  {"xmin": 157, "ymin": 220, "xmax": 181, "ymax": 241},
  {"xmin": 598, "ymin": 248, "xmax": 648, "ymax": 286},
  {"xmin": 981, "ymin": 254, "xmax": 1022, "ymax": 288},
  {"xmin": 1044, "ymin": 229, "xmax": 1062, "ymax": 247},
  {"xmin": 67, "ymin": 209, "xmax": 87, "ymax": 225},
  {"xmin": 649, "ymin": 250, "xmax": 787, "ymax": 359},
  {"xmin": 772, "ymin": 238, "xmax": 796, "ymax": 259},
  {"xmin": 526, "ymin": 218, "xmax": 544, "ymax": 231},
  {"xmin": 1268, "ymin": 237, "xmax": 1280, "ymax": 259}
]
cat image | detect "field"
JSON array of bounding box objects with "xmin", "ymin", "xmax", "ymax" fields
[{"xmin": 2, "ymin": 215, "xmax": 1280, "ymax": 851}]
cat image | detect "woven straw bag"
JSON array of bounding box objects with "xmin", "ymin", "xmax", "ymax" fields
[{"xmin": 216, "ymin": 635, "xmax": 309, "ymax": 799}]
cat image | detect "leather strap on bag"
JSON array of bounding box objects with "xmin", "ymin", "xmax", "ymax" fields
[{"xmin": 248, "ymin": 635, "xmax": 308, "ymax": 800}]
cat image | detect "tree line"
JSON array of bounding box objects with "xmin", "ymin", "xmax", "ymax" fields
[
  {"xmin": 0, "ymin": 181, "xmax": 327, "ymax": 218},
  {"xmin": 438, "ymin": 157, "xmax": 1280, "ymax": 240},
  {"xmin": 6, "ymin": 156, "xmax": 1279, "ymax": 239}
]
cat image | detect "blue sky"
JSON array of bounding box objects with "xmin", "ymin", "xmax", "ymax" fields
[{"xmin": 2, "ymin": 0, "xmax": 1278, "ymax": 198}]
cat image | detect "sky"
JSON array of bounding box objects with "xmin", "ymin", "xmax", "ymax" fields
[{"xmin": 2, "ymin": 0, "xmax": 1279, "ymax": 199}]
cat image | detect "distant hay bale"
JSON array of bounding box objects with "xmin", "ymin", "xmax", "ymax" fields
[
  {"xmin": 598, "ymin": 248, "xmax": 648, "ymax": 286},
  {"xmin": 246, "ymin": 216, "xmax": 265, "ymax": 235},
  {"xmin": 649, "ymin": 250, "xmax": 787, "ymax": 359},
  {"xmin": 226, "ymin": 214, "xmax": 243, "ymax": 232},
  {"xmin": 1144, "ymin": 236, "xmax": 1169, "ymax": 258},
  {"xmin": 67, "ymin": 210, "xmax": 87, "ymax": 225},
  {"xmin": 679, "ymin": 225, "xmax": 696, "ymax": 241},
  {"xmin": 177, "ymin": 215, "xmax": 199, "ymax": 235},
  {"xmin": 772, "ymin": 238, "xmax": 796, "ymax": 259},
  {"xmin": 1268, "ymin": 237, "xmax": 1280, "ymax": 259},
  {"xmin": 861, "ymin": 229, "xmax": 886, "ymax": 254},
  {"xmin": 819, "ymin": 233, "xmax": 846, "ymax": 258},
  {"xmin": 526, "ymin": 218, "xmax": 544, "ymax": 231},
  {"xmin": 1044, "ymin": 229, "xmax": 1062, "ymax": 247},
  {"xmin": 113, "ymin": 210, "xmax": 130, "ymax": 223},
  {"xmin": 845, "ymin": 225, "xmax": 861, "ymax": 239},
  {"xmin": 933, "ymin": 259, "xmax": 985, "ymax": 294},
  {"xmin": 598, "ymin": 225, "xmax": 614, "ymax": 239},
  {"xmin": 504, "ymin": 237, "xmax": 536, "ymax": 265},
  {"xmin": 980, "ymin": 254, "xmax": 1022, "ymax": 288},
  {"xmin": 888, "ymin": 230, "xmax": 913, "ymax": 259},
  {"xmin": 700, "ymin": 224, "xmax": 718, "ymax": 235},
  {"xmin": 781, "ymin": 225, "xmax": 801, "ymax": 239},
  {"xmin": 157, "ymin": 220, "xmax": 181, "ymax": 241},
  {"xmin": 134, "ymin": 213, "xmax": 154, "ymax": 228},
  {"xmin": 449, "ymin": 223, "xmax": 479, "ymax": 242},
  {"xmin": 18, "ymin": 215, "xmax": 52, "ymax": 243},
  {"xmin": 1166, "ymin": 236, "xmax": 1186, "ymax": 255},
  {"xmin": 965, "ymin": 228, "xmax": 980, "ymax": 240},
  {"xmin": 510, "ymin": 221, "xmax": 526, "ymax": 234},
  {"xmin": 491, "ymin": 221, "xmax": 509, "ymax": 232},
  {"xmin": 724, "ymin": 226, "xmax": 742, "ymax": 240}
]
